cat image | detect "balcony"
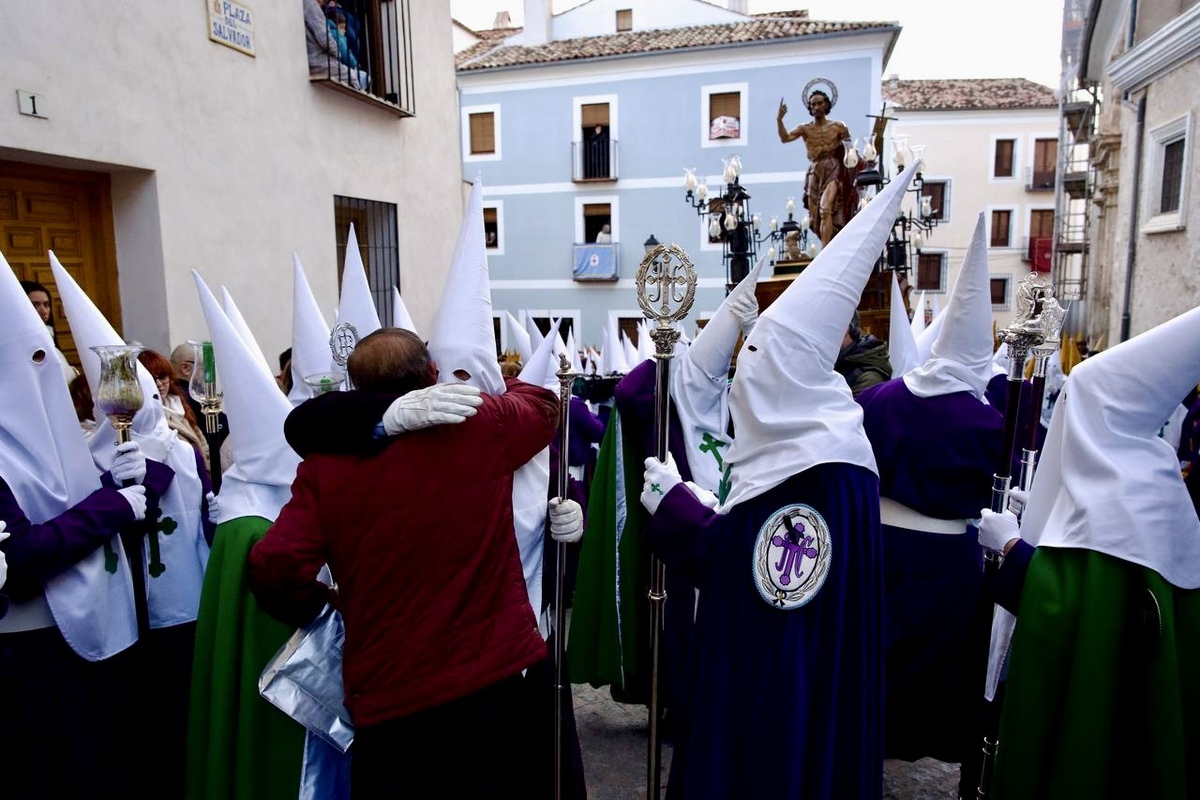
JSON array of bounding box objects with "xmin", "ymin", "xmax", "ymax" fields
[
  {"xmin": 1062, "ymin": 100, "xmax": 1093, "ymax": 142},
  {"xmin": 1025, "ymin": 166, "xmax": 1056, "ymax": 192},
  {"xmin": 572, "ymin": 140, "xmax": 619, "ymax": 182},
  {"xmin": 307, "ymin": 0, "xmax": 415, "ymax": 117},
  {"xmin": 572, "ymin": 243, "xmax": 619, "ymax": 281}
]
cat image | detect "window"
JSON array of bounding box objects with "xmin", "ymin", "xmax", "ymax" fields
[
  {"xmin": 1031, "ymin": 138, "xmax": 1057, "ymax": 189},
  {"xmin": 1143, "ymin": 113, "xmax": 1191, "ymax": 233},
  {"xmin": 617, "ymin": 317, "xmax": 641, "ymax": 346},
  {"xmin": 304, "ymin": 0, "xmax": 415, "ymax": 114},
  {"xmin": 993, "ymin": 138, "xmax": 1016, "ymax": 178},
  {"xmin": 616, "ymin": 9, "xmax": 632, "ymax": 31},
  {"xmin": 990, "ymin": 209, "xmax": 1013, "ymax": 247},
  {"xmin": 334, "ymin": 195, "xmax": 399, "ymax": 324},
  {"xmin": 462, "ymin": 104, "xmax": 501, "ymax": 161},
  {"xmin": 583, "ymin": 203, "xmax": 612, "ymax": 244},
  {"xmin": 990, "ymin": 276, "xmax": 1012, "ymax": 310},
  {"xmin": 701, "ymin": 83, "xmax": 748, "ymax": 147},
  {"xmin": 921, "ymin": 180, "xmax": 949, "ymax": 222},
  {"xmin": 580, "ymin": 103, "xmax": 613, "ymax": 180},
  {"xmin": 1027, "ymin": 209, "xmax": 1054, "ymax": 270},
  {"xmin": 482, "ymin": 202, "xmax": 504, "ymax": 254},
  {"xmin": 916, "ymin": 252, "xmax": 947, "ymax": 292},
  {"xmin": 526, "ymin": 314, "xmax": 577, "ymax": 345},
  {"xmin": 1161, "ymin": 139, "xmax": 1184, "ymax": 213}
]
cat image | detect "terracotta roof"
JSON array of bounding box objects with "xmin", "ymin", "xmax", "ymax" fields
[
  {"xmin": 882, "ymin": 78, "xmax": 1058, "ymax": 111},
  {"xmin": 457, "ymin": 17, "xmax": 898, "ymax": 71}
]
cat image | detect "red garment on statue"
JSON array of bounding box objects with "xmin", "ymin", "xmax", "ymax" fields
[{"xmin": 249, "ymin": 380, "xmax": 559, "ymax": 727}]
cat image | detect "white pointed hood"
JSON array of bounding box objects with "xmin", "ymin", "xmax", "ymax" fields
[
  {"xmin": 905, "ymin": 214, "xmax": 994, "ymax": 399},
  {"xmin": 53, "ymin": 252, "xmax": 208, "ymax": 633},
  {"xmin": 888, "ymin": 270, "xmax": 920, "ymax": 376},
  {"xmin": 566, "ymin": 328, "xmax": 583, "ymax": 374},
  {"xmin": 428, "ymin": 179, "xmax": 505, "ymax": 395},
  {"xmin": 0, "ymin": 255, "xmax": 138, "ymax": 660},
  {"xmin": 288, "ymin": 254, "xmax": 335, "ymax": 406},
  {"xmin": 600, "ymin": 321, "xmax": 625, "ymax": 375},
  {"xmin": 48, "ymin": 253, "xmax": 175, "ymax": 464},
  {"xmin": 672, "ymin": 258, "xmax": 763, "ymax": 492},
  {"xmin": 195, "ymin": 272, "xmax": 299, "ymax": 522},
  {"xmin": 519, "ymin": 318, "xmax": 563, "ymax": 391},
  {"xmin": 1020, "ymin": 305, "xmax": 1200, "ymax": 587},
  {"xmin": 930, "ymin": 292, "xmax": 942, "ymax": 320},
  {"xmin": 221, "ymin": 286, "xmax": 274, "ymax": 380},
  {"xmin": 524, "ymin": 312, "xmax": 546, "ymax": 354},
  {"xmin": 914, "ymin": 304, "xmax": 946, "ymax": 365},
  {"xmin": 391, "ymin": 286, "xmax": 418, "ymax": 335},
  {"xmin": 506, "ymin": 311, "xmax": 533, "ymax": 363},
  {"xmin": 637, "ymin": 321, "xmax": 654, "ymax": 363},
  {"xmin": 910, "ymin": 291, "xmax": 927, "ymax": 340},
  {"xmin": 336, "ymin": 223, "xmax": 382, "ymax": 341},
  {"xmin": 622, "ymin": 331, "xmax": 640, "ymax": 371},
  {"xmin": 721, "ymin": 163, "xmax": 920, "ymax": 510}
]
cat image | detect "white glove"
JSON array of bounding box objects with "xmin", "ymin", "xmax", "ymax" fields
[
  {"xmin": 118, "ymin": 485, "xmax": 148, "ymax": 521},
  {"xmin": 729, "ymin": 289, "xmax": 759, "ymax": 336},
  {"xmin": 382, "ymin": 384, "xmax": 484, "ymax": 435},
  {"xmin": 548, "ymin": 497, "xmax": 584, "ymax": 543},
  {"xmin": 111, "ymin": 441, "xmax": 147, "ymax": 485},
  {"xmin": 641, "ymin": 454, "xmax": 683, "ymax": 516},
  {"xmin": 1006, "ymin": 487, "xmax": 1029, "ymax": 517},
  {"xmin": 978, "ymin": 508, "xmax": 1020, "ymax": 554},
  {"xmin": 684, "ymin": 481, "xmax": 719, "ymax": 510},
  {"xmin": 205, "ymin": 492, "xmax": 220, "ymax": 525},
  {"xmin": 0, "ymin": 522, "xmax": 9, "ymax": 591}
]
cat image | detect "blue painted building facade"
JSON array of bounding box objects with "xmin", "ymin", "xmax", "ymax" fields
[{"xmin": 456, "ymin": 0, "xmax": 899, "ymax": 350}]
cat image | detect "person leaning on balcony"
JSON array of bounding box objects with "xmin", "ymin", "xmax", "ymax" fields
[
  {"xmin": 594, "ymin": 224, "xmax": 612, "ymax": 244},
  {"xmin": 303, "ymin": 0, "xmax": 367, "ymax": 91}
]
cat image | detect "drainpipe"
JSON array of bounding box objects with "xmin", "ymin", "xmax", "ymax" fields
[{"xmin": 1119, "ymin": 94, "xmax": 1146, "ymax": 343}]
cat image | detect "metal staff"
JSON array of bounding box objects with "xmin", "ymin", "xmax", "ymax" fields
[
  {"xmin": 188, "ymin": 340, "xmax": 225, "ymax": 493},
  {"xmin": 1018, "ymin": 291, "xmax": 1066, "ymax": 494},
  {"xmin": 974, "ymin": 284, "xmax": 1045, "ymax": 799},
  {"xmin": 634, "ymin": 243, "xmax": 697, "ymax": 800},
  {"xmin": 553, "ymin": 352, "xmax": 576, "ymax": 800}
]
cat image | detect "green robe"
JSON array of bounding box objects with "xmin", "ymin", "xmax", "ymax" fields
[
  {"xmin": 992, "ymin": 547, "xmax": 1200, "ymax": 799},
  {"xmin": 185, "ymin": 516, "xmax": 306, "ymax": 800},
  {"xmin": 567, "ymin": 413, "xmax": 651, "ymax": 703}
]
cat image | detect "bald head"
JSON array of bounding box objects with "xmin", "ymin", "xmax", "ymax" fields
[
  {"xmin": 348, "ymin": 327, "xmax": 436, "ymax": 394},
  {"xmin": 170, "ymin": 343, "xmax": 195, "ymax": 380}
]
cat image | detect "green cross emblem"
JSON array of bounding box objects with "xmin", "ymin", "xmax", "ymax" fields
[
  {"xmin": 698, "ymin": 432, "xmax": 729, "ymax": 470},
  {"xmin": 146, "ymin": 510, "xmax": 178, "ymax": 578}
]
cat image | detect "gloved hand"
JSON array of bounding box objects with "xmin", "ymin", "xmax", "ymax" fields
[
  {"xmin": 684, "ymin": 481, "xmax": 719, "ymax": 510},
  {"xmin": 0, "ymin": 521, "xmax": 9, "ymax": 590},
  {"xmin": 1006, "ymin": 487, "xmax": 1029, "ymax": 517},
  {"xmin": 205, "ymin": 492, "xmax": 220, "ymax": 525},
  {"xmin": 548, "ymin": 498, "xmax": 584, "ymax": 543},
  {"xmin": 382, "ymin": 384, "xmax": 484, "ymax": 435},
  {"xmin": 729, "ymin": 289, "xmax": 759, "ymax": 336},
  {"xmin": 111, "ymin": 441, "xmax": 147, "ymax": 486},
  {"xmin": 118, "ymin": 485, "xmax": 148, "ymax": 521},
  {"xmin": 978, "ymin": 508, "xmax": 1020, "ymax": 554},
  {"xmin": 641, "ymin": 454, "xmax": 682, "ymax": 515}
]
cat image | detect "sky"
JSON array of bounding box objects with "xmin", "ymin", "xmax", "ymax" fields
[{"xmin": 450, "ymin": 0, "xmax": 1068, "ymax": 89}]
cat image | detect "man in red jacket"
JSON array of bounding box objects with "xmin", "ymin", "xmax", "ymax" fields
[{"xmin": 249, "ymin": 327, "xmax": 560, "ymax": 797}]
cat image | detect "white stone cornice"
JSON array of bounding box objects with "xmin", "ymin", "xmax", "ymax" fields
[{"xmin": 1108, "ymin": 4, "xmax": 1200, "ymax": 93}]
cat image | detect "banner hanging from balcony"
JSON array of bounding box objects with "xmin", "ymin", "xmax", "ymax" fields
[{"xmin": 573, "ymin": 244, "xmax": 619, "ymax": 282}]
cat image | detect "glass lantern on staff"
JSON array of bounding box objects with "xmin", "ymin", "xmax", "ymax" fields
[
  {"xmin": 187, "ymin": 339, "xmax": 224, "ymax": 492},
  {"xmin": 91, "ymin": 344, "xmax": 145, "ymax": 446}
]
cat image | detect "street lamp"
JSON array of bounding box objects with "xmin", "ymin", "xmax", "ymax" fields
[{"xmin": 643, "ymin": 233, "xmax": 660, "ymax": 254}]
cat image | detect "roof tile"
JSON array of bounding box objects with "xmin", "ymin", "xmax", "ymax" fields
[{"xmin": 882, "ymin": 78, "xmax": 1057, "ymax": 111}]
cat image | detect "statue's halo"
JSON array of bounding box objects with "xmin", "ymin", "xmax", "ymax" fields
[{"xmin": 802, "ymin": 77, "xmax": 839, "ymax": 111}]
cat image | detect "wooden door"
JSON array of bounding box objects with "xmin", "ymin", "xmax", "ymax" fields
[{"xmin": 0, "ymin": 161, "xmax": 121, "ymax": 369}]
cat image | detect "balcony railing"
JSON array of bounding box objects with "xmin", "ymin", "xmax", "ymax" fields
[
  {"xmin": 1025, "ymin": 166, "xmax": 1056, "ymax": 191},
  {"xmin": 572, "ymin": 140, "xmax": 619, "ymax": 182},
  {"xmin": 573, "ymin": 243, "xmax": 619, "ymax": 281},
  {"xmin": 307, "ymin": 0, "xmax": 415, "ymax": 116}
]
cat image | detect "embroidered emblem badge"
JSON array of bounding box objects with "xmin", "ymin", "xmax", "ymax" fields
[{"xmin": 753, "ymin": 504, "xmax": 831, "ymax": 610}]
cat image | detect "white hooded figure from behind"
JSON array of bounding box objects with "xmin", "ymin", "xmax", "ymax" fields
[{"xmin": 51, "ymin": 252, "xmax": 209, "ymax": 629}]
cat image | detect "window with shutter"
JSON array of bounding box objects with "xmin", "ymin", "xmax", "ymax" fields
[
  {"xmin": 469, "ymin": 112, "xmax": 495, "ymax": 155},
  {"xmin": 993, "ymin": 139, "xmax": 1015, "ymax": 178},
  {"xmin": 990, "ymin": 209, "xmax": 1012, "ymax": 247},
  {"xmin": 916, "ymin": 252, "xmax": 945, "ymax": 292},
  {"xmin": 616, "ymin": 9, "xmax": 632, "ymax": 31}
]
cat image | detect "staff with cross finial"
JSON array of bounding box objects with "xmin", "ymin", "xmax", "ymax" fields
[
  {"xmin": 970, "ymin": 284, "xmax": 1046, "ymax": 799},
  {"xmin": 552, "ymin": 352, "xmax": 577, "ymax": 800},
  {"xmin": 635, "ymin": 242, "xmax": 697, "ymax": 800}
]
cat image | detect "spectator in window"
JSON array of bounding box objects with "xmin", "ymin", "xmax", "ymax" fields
[
  {"xmin": 304, "ymin": 0, "xmax": 368, "ymax": 91},
  {"xmin": 586, "ymin": 124, "xmax": 610, "ymax": 179},
  {"xmin": 326, "ymin": 10, "xmax": 359, "ymax": 71},
  {"xmin": 486, "ymin": 230, "xmax": 498, "ymax": 248},
  {"xmin": 594, "ymin": 224, "xmax": 612, "ymax": 244}
]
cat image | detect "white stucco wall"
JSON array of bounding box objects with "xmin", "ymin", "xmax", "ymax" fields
[
  {"xmin": 889, "ymin": 107, "xmax": 1060, "ymax": 326},
  {"xmin": 0, "ymin": 1, "xmax": 462, "ymax": 358}
]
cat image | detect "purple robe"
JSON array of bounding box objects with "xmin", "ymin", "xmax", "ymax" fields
[
  {"xmin": 646, "ymin": 463, "xmax": 884, "ymax": 799},
  {"xmin": 857, "ymin": 378, "xmax": 1001, "ymax": 763}
]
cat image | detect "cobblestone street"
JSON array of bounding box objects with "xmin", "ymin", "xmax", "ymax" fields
[{"xmin": 573, "ymin": 683, "xmax": 960, "ymax": 799}]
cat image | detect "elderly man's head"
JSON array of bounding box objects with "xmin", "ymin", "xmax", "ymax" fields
[
  {"xmin": 347, "ymin": 327, "xmax": 437, "ymax": 394},
  {"xmin": 170, "ymin": 343, "xmax": 195, "ymax": 380}
]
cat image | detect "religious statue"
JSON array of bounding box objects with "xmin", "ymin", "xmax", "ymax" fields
[{"xmin": 777, "ymin": 78, "xmax": 858, "ymax": 247}]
